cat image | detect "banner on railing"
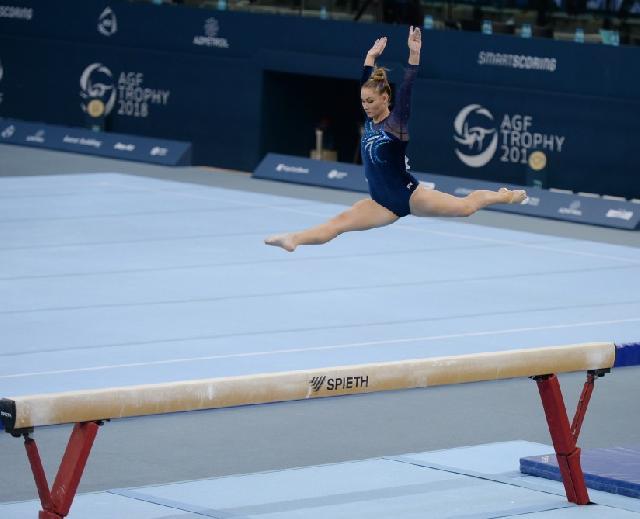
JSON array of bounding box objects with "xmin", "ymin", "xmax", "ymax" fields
[
  {"xmin": 253, "ymin": 153, "xmax": 640, "ymax": 230},
  {"xmin": 0, "ymin": 117, "xmax": 192, "ymax": 166}
]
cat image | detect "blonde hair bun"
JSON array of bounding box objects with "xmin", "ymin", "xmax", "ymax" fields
[{"xmin": 370, "ymin": 67, "xmax": 389, "ymax": 82}]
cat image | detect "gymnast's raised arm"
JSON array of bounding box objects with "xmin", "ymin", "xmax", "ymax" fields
[
  {"xmin": 362, "ymin": 36, "xmax": 386, "ymax": 84},
  {"xmin": 389, "ymin": 27, "xmax": 421, "ymax": 138}
]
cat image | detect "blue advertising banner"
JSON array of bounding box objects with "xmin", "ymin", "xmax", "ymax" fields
[
  {"xmin": 2, "ymin": 0, "xmax": 639, "ymax": 100},
  {"xmin": 0, "ymin": 36, "xmax": 257, "ymax": 169},
  {"xmin": 407, "ymin": 79, "xmax": 640, "ymax": 197},
  {"xmin": 420, "ymin": 31, "xmax": 640, "ymax": 101},
  {"xmin": 0, "ymin": 117, "xmax": 192, "ymax": 166},
  {"xmin": 253, "ymin": 153, "xmax": 640, "ymax": 229},
  {"xmin": 1, "ymin": 0, "xmax": 640, "ymax": 195}
]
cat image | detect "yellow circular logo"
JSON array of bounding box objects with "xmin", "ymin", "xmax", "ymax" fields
[
  {"xmin": 528, "ymin": 151, "xmax": 547, "ymax": 171},
  {"xmin": 87, "ymin": 99, "xmax": 105, "ymax": 118}
]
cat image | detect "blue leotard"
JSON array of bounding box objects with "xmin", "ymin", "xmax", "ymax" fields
[{"xmin": 360, "ymin": 64, "xmax": 419, "ymax": 217}]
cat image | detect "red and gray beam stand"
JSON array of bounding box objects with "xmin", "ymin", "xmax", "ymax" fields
[
  {"xmin": 21, "ymin": 421, "xmax": 103, "ymax": 519},
  {"xmin": 533, "ymin": 369, "xmax": 608, "ymax": 505}
]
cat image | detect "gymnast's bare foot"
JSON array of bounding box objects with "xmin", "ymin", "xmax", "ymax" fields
[
  {"xmin": 499, "ymin": 187, "xmax": 528, "ymax": 204},
  {"xmin": 264, "ymin": 233, "xmax": 297, "ymax": 252}
]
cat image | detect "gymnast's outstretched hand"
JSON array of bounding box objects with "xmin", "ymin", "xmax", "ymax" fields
[{"xmin": 367, "ymin": 37, "xmax": 387, "ymax": 60}]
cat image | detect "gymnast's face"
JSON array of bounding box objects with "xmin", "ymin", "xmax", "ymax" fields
[{"xmin": 361, "ymin": 87, "xmax": 389, "ymax": 121}]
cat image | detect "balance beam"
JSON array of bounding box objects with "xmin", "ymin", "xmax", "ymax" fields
[
  {"xmin": 1, "ymin": 341, "xmax": 637, "ymax": 519},
  {"xmin": 0, "ymin": 342, "xmax": 615, "ymax": 431}
]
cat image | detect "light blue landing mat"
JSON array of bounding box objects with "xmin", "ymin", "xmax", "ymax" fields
[
  {"xmin": 1, "ymin": 173, "xmax": 639, "ymax": 400},
  {"xmin": 2, "ymin": 442, "xmax": 639, "ymax": 518}
]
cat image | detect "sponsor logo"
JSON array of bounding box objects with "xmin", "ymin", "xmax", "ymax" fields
[
  {"xmin": 419, "ymin": 180, "xmax": 435, "ymax": 190},
  {"xmin": 309, "ymin": 376, "xmax": 326, "ymax": 392},
  {"xmin": 454, "ymin": 104, "xmax": 498, "ymax": 168},
  {"xmin": 0, "ymin": 410, "xmax": 12, "ymax": 418},
  {"xmin": 117, "ymin": 71, "xmax": 170, "ymax": 118},
  {"xmin": 1, "ymin": 124, "xmax": 15, "ymax": 138},
  {"xmin": 193, "ymin": 17, "xmax": 230, "ymax": 48},
  {"xmin": 98, "ymin": 6, "xmax": 117, "ymax": 37},
  {"xmin": 522, "ymin": 196, "xmax": 540, "ymax": 207},
  {"xmin": 477, "ymin": 51, "xmax": 557, "ymax": 72},
  {"xmin": 454, "ymin": 186, "xmax": 473, "ymax": 196},
  {"xmin": 606, "ymin": 209, "xmax": 633, "ymax": 221},
  {"xmin": 308, "ymin": 376, "xmax": 369, "ymax": 392},
  {"xmin": 150, "ymin": 146, "xmax": 168, "ymax": 156},
  {"xmin": 63, "ymin": 135, "xmax": 102, "ymax": 149},
  {"xmin": 0, "ymin": 5, "xmax": 33, "ymax": 19},
  {"xmin": 528, "ymin": 151, "xmax": 547, "ymax": 171},
  {"xmin": 327, "ymin": 169, "xmax": 347, "ymax": 180},
  {"xmin": 26, "ymin": 129, "xmax": 45, "ymax": 143},
  {"xmin": 454, "ymin": 104, "xmax": 565, "ymax": 168},
  {"xmin": 114, "ymin": 142, "xmax": 135, "ymax": 152},
  {"xmin": 80, "ymin": 63, "xmax": 116, "ymax": 117},
  {"xmin": 558, "ymin": 200, "xmax": 582, "ymax": 216},
  {"xmin": 80, "ymin": 63, "xmax": 170, "ymax": 119},
  {"xmin": 276, "ymin": 163, "xmax": 309, "ymax": 174}
]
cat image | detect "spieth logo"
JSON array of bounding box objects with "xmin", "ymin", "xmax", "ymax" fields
[
  {"xmin": 97, "ymin": 7, "xmax": 117, "ymax": 37},
  {"xmin": 308, "ymin": 376, "xmax": 369, "ymax": 392},
  {"xmin": 454, "ymin": 104, "xmax": 498, "ymax": 168},
  {"xmin": 80, "ymin": 63, "xmax": 116, "ymax": 118},
  {"xmin": 1, "ymin": 124, "xmax": 15, "ymax": 139},
  {"xmin": 193, "ymin": 17, "xmax": 229, "ymax": 48},
  {"xmin": 327, "ymin": 169, "xmax": 347, "ymax": 180},
  {"xmin": 309, "ymin": 376, "xmax": 326, "ymax": 392}
]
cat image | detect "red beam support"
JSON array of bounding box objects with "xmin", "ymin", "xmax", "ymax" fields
[
  {"xmin": 571, "ymin": 372, "xmax": 596, "ymax": 442},
  {"xmin": 534, "ymin": 374, "xmax": 590, "ymax": 505},
  {"xmin": 22, "ymin": 422, "xmax": 101, "ymax": 519}
]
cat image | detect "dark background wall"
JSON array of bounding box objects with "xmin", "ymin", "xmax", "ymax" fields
[{"xmin": 1, "ymin": 0, "xmax": 639, "ymax": 197}]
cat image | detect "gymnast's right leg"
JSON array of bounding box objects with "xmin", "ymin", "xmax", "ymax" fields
[{"xmin": 265, "ymin": 198, "xmax": 399, "ymax": 252}]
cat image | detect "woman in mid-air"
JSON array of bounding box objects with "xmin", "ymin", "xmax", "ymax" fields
[{"xmin": 266, "ymin": 27, "xmax": 526, "ymax": 252}]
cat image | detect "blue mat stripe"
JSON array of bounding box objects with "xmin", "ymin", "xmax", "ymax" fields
[
  {"xmin": 615, "ymin": 343, "xmax": 640, "ymax": 368},
  {"xmin": 108, "ymin": 489, "xmax": 242, "ymax": 519}
]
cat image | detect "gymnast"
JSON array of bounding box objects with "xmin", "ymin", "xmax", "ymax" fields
[{"xmin": 265, "ymin": 27, "xmax": 527, "ymax": 252}]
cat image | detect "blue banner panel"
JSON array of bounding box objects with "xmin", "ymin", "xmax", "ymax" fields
[
  {"xmin": 407, "ymin": 79, "xmax": 640, "ymax": 198},
  {"xmin": 0, "ymin": 36, "xmax": 257, "ymax": 169},
  {"xmin": 0, "ymin": 118, "xmax": 192, "ymax": 166},
  {"xmin": 2, "ymin": 1, "xmax": 639, "ymax": 102},
  {"xmin": 5, "ymin": 0, "xmax": 640, "ymax": 99},
  {"xmin": 253, "ymin": 153, "xmax": 640, "ymax": 229},
  {"xmin": 411, "ymin": 172, "xmax": 640, "ymax": 230},
  {"xmin": 421, "ymin": 31, "xmax": 640, "ymax": 101},
  {"xmin": 253, "ymin": 153, "xmax": 368, "ymax": 192}
]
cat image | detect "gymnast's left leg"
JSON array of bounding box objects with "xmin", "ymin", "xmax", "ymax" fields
[
  {"xmin": 265, "ymin": 198, "xmax": 399, "ymax": 252},
  {"xmin": 409, "ymin": 186, "xmax": 526, "ymax": 218}
]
